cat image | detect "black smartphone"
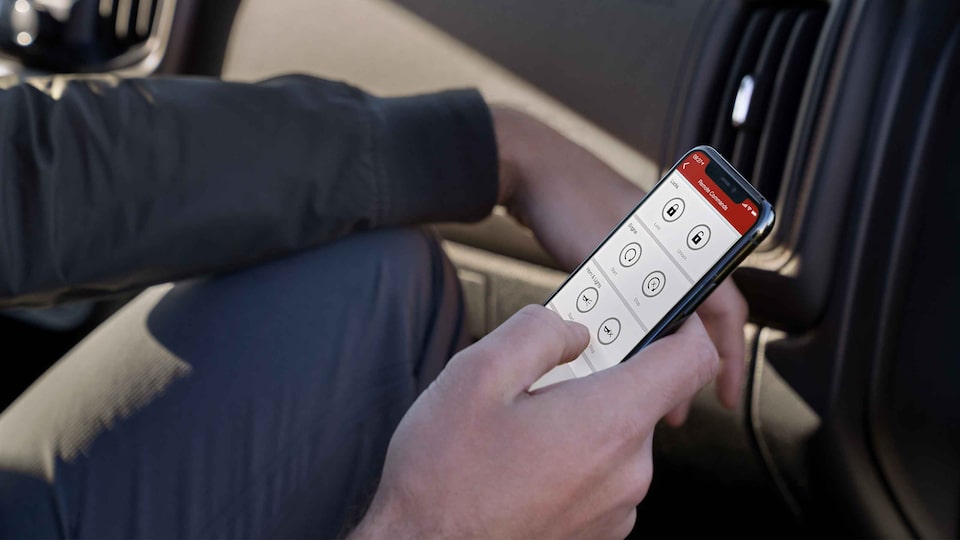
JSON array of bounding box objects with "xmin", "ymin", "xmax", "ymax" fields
[{"xmin": 533, "ymin": 145, "xmax": 775, "ymax": 389}]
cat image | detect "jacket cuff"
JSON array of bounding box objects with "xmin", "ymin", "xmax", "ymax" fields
[{"xmin": 371, "ymin": 89, "xmax": 499, "ymax": 226}]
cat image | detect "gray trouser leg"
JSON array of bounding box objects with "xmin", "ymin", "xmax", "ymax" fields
[{"xmin": 0, "ymin": 228, "xmax": 466, "ymax": 539}]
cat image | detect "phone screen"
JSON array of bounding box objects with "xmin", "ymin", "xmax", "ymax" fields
[{"xmin": 533, "ymin": 149, "xmax": 762, "ymax": 389}]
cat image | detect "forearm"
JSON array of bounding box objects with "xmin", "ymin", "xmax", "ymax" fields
[{"xmin": 0, "ymin": 74, "xmax": 497, "ymax": 307}]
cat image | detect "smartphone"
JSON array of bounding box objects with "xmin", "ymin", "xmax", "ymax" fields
[{"xmin": 532, "ymin": 145, "xmax": 775, "ymax": 389}]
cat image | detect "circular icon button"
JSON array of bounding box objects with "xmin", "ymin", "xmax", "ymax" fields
[
  {"xmin": 597, "ymin": 317, "xmax": 621, "ymax": 345},
  {"xmin": 686, "ymin": 224, "xmax": 711, "ymax": 250},
  {"xmin": 619, "ymin": 242, "xmax": 642, "ymax": 267},
  {"xmin": 643, "ymin": 271, "xmax": 666, "ymax": 297},
  {"xmin": 576, "ymin": 287, "xmax": 599, "ymax": 313},
  {"xmin": 662, "ymin": 197, "xmax": 685, "ymax": 222}
]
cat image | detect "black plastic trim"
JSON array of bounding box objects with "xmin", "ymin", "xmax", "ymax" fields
[
  {"xmin": 735, "ymin": 0, "xmax": 890, "ymax": 331},
  {"xmin": 865, "ymin": 14, "xmax": 960, "ymax": 539},
  {"xmin": 760, "ymin": 1, "xmax": 960, "ymax": 536},
  {"xmin": 156, "ymin": 0, "xmax": 240, "ymax": 76}
]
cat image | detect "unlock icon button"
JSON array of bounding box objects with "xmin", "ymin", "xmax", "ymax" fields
[{"xmin": 686, "ymin": 224, "xmax": 711, "ymax": 250}]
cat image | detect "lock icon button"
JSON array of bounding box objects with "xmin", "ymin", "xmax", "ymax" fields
[
  {"xmin": 686, "ymin": 224, "xmax": 711, "ymax": 250},
  {"xmin": 662, "ymin": 197, "xmax": 685, "ymax": 222}
]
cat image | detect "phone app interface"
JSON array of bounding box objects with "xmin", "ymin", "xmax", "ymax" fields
[{"xmin": 533, "ymin": 151, "xmax": 759, "ymax": 389}]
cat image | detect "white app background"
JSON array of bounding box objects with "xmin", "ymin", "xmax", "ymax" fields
[{"xmin": 532, "ymin": 169, "xmax": 742, "ymax": 390}]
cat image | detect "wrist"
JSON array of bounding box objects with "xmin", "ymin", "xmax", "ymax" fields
[{"xmin": 490, "ymin": 105, "xmax": 538, "ymax": 208}]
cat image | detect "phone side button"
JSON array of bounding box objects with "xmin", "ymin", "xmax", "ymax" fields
[{"xmin": 683, "ymin": 282, "xmax": 719, "ymax": 319}]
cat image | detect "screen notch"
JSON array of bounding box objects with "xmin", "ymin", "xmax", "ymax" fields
[{"xmin": 705, "ymin": 160, "xmax": 748, "ymax": 204}]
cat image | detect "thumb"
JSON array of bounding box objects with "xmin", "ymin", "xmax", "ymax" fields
[{"xmin": 471, "ymin": 305, "xmax": 589, "ymax": 395}]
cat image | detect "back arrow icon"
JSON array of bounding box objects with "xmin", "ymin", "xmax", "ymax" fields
[{"xmin": 682, "ymin": 162, "xmax": 689, "ymax": 169}]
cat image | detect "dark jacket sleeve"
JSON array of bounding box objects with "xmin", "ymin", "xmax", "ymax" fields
[{"xmin": 0, "ymin": 74, "xmax": 499, "ymax": 307}]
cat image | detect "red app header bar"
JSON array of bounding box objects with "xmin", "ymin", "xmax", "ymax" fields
[{"xmin": 677, "ymin": 151, "xmax": 758, "ymax": 235}]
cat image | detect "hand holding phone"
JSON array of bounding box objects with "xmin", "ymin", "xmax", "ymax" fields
[{"xmin": 533, "ymin": 146, "xmax": 774, "ymax": 389}]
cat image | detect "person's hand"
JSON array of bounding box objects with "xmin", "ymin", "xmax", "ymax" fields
[
  {"xmin": 350, "ymin": 306, "xmax": 719, "ymax": 539},
  {"xmin": 491, "ymin": 105, "xmax": 749, "ymax": 424}
]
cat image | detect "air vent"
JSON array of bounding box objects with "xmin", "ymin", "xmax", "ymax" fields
[
  {"xmin": 706, "ymin": 4, "xmax": 827, "ymax": 203},
  {"xmin": 99, "ymin": 0, "xmax": 160, "ymax": 48},
  {"xmin": 0, "ymin": 0, "xmax": 167, "ymax": 71}
]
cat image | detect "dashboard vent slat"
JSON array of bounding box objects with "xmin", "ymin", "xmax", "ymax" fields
[
  {"xmin": 730, "ymin": 9, "xmax": 800, "ymax": 179},
  {"xmin": 95, "ymin": 0, "xmax": 158, "ymax": 55},
  {"xmin": 136, "ymin": 0, "xmax": 153, "ymax": 36},
  {"xmin": 705, "ymin": 3, "xmax": 828, "ymax": 209},
  {"xmin": 753, "ymin": 9, "xmax": 826, "ymax": 201},
  {"xmin": 711, "ymin": 9, "xmax": 774, "ymax": 157}
]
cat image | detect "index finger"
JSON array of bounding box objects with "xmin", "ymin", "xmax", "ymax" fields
[
  {"xmin": 697, "ymin": 278, "xmax": 749, "ymax": 409},
  {"xmin": 576, "ymin": 314, "xmax": 720, "ymax": 433},
  {"xmin": 468, "ymin": 305, "xmax": 590, "ymax": 396}
]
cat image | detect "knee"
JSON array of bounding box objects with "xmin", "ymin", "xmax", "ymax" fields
[
  {"xmin": 341, "ymin": 228, "xmax": 453, "ymax": 298},
  {"xmin": 147, "ymin": 227, "xmax": 465, "ymax": 382},
  {"xmin": 293, "ymin": 227, "xmax": 468, "ymax": 365},
  {"xmin": 250, "ymin": 227, "xmax": 463, "ymax": 327}
]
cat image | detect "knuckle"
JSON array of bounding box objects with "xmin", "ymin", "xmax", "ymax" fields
[
  {"xmin": 626, "ymin": 462, "xmax": 653, "ymax": 504},
  {"xmin": 731, "ymin": 289, "xmax": 750, "ymax": 319},
  {"xmin": 516, "ymin": 303, "xmax": 552, "ymax": 322},
  {"xmin": 450, "ymin": 344, "xmax": 496, "ymax": 389},
  {"xmin": 476, "ymin": 352, "xmax": 507, "ymax": 388},
  {"xmin": 693, "ymin": 335, "xmax": 721, "ymax": 384},
  {"xmin": 620, "ymin": 410, "xmax": 651, "ymax": 445},
  {"xmin": 606, "ymin": 420, "xmax": 637, "ymax": 451},
  {"xmin": 612, "ymin": 508, "xmax": 638, "ymax": 540},
  {"xmin": 516, "ymin": 303, "xmax": 568, "ymax": 339}
]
